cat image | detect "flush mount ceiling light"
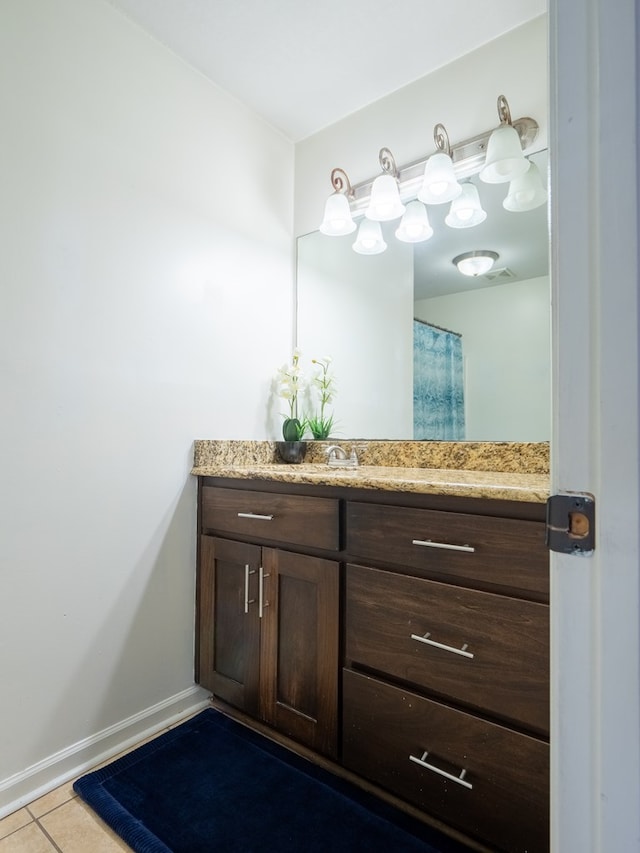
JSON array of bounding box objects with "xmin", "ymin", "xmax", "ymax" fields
[
  {"xmin": 453, "ymin": 250, "xmax": 500, "ymax": 277},
  {"xmin": 479, "ymin": 95, "xmax": 530, "ymax": 185},
  {"xmin": 352, "ymin": 219, "xmax": 387, "ymax": 254},
  {"xmin": 444, "ymin": 182, "xmax": 487, "ymax": 228},
  {"xmin": 365, "ymin": 148, "xmax": 406, "ymax": 222},
  {"xmin": 319, "ymin": 168, "xmax": 356, "ymax": 235},
  {"xmin": 395, "ymin": 200, "xmax": 433, "ymax": 243},
  {"xmin": 503, "ymin": 160, "xmax": 548, "ymax": 212},
  {"xmin": 417, "ymin": 123, "xmax": 462, "ymax": 205}
]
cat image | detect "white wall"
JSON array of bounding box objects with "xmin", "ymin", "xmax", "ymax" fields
[
  {"xmin": 296, "ymin": 231, "xmax": 414, "ymax": 438},
  {"xmin": 415, "ymin": 276, "xmax": 551, "ymax": 440},
  {"xmin": 0, "ymin": 0, "xmax": 294, "ymax": 811},
  {"xmin": 294, "ymin": 16, "xmax": 548, "ymax": 238}
]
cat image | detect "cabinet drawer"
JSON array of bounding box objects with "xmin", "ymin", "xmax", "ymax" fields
[
  {"xmin": 347, "ymin": 502, "xmax": 548, "ymax": 599},
  {"xmin": 343, "ymin": 669, "xmax": 549, "ymax": 853},
  {"xmin": 346, "ymin": 564, "xmax": 549, "ymax": 733},
  {"xmin": 201, "ymin": 486, "xmax": 339, "ymax": 551}
]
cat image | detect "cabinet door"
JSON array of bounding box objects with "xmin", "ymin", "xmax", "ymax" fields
[
  {"xmin": 201, "ymin": 487, "xmax": 340, "ymax": 550},
  {"xmin": 199, "ymin": 536, "xmax": 262, "ymax": 716},
  {"xmin": 347, "ymin": 502, "xmax": 548, "ymax": 600},
  {"xmin": 343, "ymin": 669, "xmax": 549, "ymax": 853},
  {"xmin": 346, "ymin": 564, "xmax": 549, "ymax": 734},
  {"xmin": 260, "ymin": 548, "xmax": 339, "ymax": 758}
]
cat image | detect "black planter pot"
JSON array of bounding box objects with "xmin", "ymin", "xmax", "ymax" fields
[{"xmin": 276, "ymin": 441, "xmax": 307, "ymax": 464}]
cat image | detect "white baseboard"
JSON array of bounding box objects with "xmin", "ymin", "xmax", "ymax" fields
[{"xmin": 0, "ymin": 685, "xmax": 211, "ymax": 819}]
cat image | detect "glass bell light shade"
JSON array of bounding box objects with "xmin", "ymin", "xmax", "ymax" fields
[
  {"xmin": 395, "ymin": 200, "xmax": 434, "ymax": 243},
  {"xmin": 479, "ymin": 123, "xmax": 530, "ymax": 184},
  {"xmin": 352, "ymin": 219, "xmax": 387, "ymax": 255},
  {"xmin": 453, "ymin": 250, "xmax": 499, "ymax": 277},
  {"xmin": 365, "ymin": 174, "xmax": 406, "ymax": 222},
  {"xmin": 319, "ymin": 191, "xmax": 356, "ymax": 235},
  {"xmin": 503, "ymin": 161, "xmax": 548, "ymax": 212},
  {"xmin": 417, "ymin": 151, "xmax": 462, "ymax": 204},
  {"xmin": 444, "ymin": 183, "xmax": 487, "ymax": 228}
]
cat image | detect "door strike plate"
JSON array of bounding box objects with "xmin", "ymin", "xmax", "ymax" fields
[{"xmin": 545, "ymin": 493, "xmax": 595, "ymax": 554}]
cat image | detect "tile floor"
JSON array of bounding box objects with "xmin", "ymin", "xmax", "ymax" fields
[
  {"xmin": 0, "ymin": 712, "xmax": 203, "ymax": 852},
  {"xmin": 0, "ymin": 776, "xmax": 131, "ymax": 853}
]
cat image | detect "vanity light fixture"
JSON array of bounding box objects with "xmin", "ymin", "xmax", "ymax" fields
[
  {"xmin": 444, "ymin": 182, "xmax": 487, "ymax": 228},
  {"xmin": 364, "ymin": 148, "xmax": 406, "ymax": 222},
  {"xmin": 453, "ymin": 250, "xmax": 499, "ymax": 277},
  {"xmin": 318, "ymin": 95, "xmax": 541, "ymax": 254},
  {"xmin": 417, "ymin": 124, "xmax": 462, "ymax": 205},
  {"xmin": 319, "ymin": 168, "xmax": 357, "ymax": 235},
  {"xmin": 479, "ymin": 95, "xmax": 530, "ymax": 184},
  {"xmin": 503, "ymin": 160, "xmax": 548, "ymax": 212},
  {"xmin": 352, "ymin": 219, "xmax": 387, "ymax": 254},
  {"xmin": 395, "ymin": 200, "xmax": 434, "ymax": 243}
]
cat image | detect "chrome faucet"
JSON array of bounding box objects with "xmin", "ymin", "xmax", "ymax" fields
[{"xmin": 325, "ymin": 445, "xmax": 359, "ymax": 468}]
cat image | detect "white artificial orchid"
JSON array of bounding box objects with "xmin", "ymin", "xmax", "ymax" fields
[
  {"xmin": 275, "ymin": 349, "xmax": 306, "ymax": 417},
  {"xmin": 307, "ymin": 356, "xmax": 337, "ymax": 439},
  {"xmin": 273, "ymin": 349, "xmax": 307, "ymax": 440}
]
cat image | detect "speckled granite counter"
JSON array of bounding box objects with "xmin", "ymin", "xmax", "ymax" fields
[{"xmin": 192, "ymin": 440, "xmax": 550, "ymax": 503}]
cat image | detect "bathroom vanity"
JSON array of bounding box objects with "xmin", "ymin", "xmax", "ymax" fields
[{"xmin": 192, "ymin": 440, "xmax": 550, "ymax": 853}]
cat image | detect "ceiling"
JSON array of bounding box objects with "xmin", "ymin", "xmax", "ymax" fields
[
  {"xmin": 412, "ymin": 149, "xmax": 549, "ymax": 299},
  {"xmin": 105, "ymin": 0, "xmax": 546, "ymax": 142},
  {"xmin": 105, "ymin": 0, "xmax": 549, "ymax": 296}
]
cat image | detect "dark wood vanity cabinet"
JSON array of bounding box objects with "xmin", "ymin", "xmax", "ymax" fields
[
  {"xmin": 196, "ymin": 477, "xmax": 550, "ymax": 852},
  {"xmin": 343, "ymin": 499, "xmax": 550, "ymax": 853},
  {"xmin": 198, "ymin": 485, "xmax": 340, "ymax": 758}
]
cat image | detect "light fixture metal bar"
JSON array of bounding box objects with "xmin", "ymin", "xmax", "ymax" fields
[{"xmin": 347, "ymin": 115, "xmax": 539, "ymax": 216}]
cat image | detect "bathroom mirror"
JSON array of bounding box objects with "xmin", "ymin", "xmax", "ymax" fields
[{"xmin": 296, "ymin": 150, "xmax": 550, "ymax": 441}]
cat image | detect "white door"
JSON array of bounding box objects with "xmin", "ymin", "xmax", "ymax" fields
[{"xmin": 550, "ymin": 1, "xmax": 640, "ymax": 850}]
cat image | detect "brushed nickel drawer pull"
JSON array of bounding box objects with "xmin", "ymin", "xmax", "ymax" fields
[
  {"xmin": 238, "ymin": 512, "xmax": 274, "ymax": 521},
  {"xmin": 258, "ymin": 567, "xmax": 270, "ymax": 618},
  {"xmin": 412, "ymin": 538, "xmax": 475, "ymax": 553},
  {"xmin": 409, "ymin": 751, "xmax": 473, "ymax": 790},
  {"xmin": 411, "ymin": 632, "xmax": 474, "ymax": 659},
  {"xmin": 243, "ymin": 564, "xmax": 256, "ymax": 614}
]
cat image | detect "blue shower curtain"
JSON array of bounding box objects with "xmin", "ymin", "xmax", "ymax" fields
[{"xmin": 413, "ymin": 320, "xmax": 465, "ymax": 440}]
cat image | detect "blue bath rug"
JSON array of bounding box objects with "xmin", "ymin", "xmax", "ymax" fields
[{"xmin": 74, "ymin": 708, "xmax": 474, "ymax": 853}]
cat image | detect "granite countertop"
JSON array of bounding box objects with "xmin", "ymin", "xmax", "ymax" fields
[{"xmin": 192, "ymin": 440, "xmax": 550, "ymax": 504}]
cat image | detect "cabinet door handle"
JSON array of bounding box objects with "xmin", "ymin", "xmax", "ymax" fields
[
  {"xmin": 237, "ymin": 512, "xmax": 274, "ymax": 521},
  {"xmin": 258, "ymin": 566, "xmax": 270, "ymax": 618},
  {"xmin": 244, "ymin": 564, "xmax": 256, "ymax": 614},
  {"xmin": 412, "ymin": 538, "xmax": 475, "ymax": 553},
  {"xmin": 411, "ymin": 632, "xmax": 474, "ymax": 659},
  {"xmin": 409, "ymin": 751, "xmax": 473, "ymax": 790}
]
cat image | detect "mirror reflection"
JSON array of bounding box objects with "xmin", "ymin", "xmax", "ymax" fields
[{"xmin": 296, "ymin": 150, "xmax": 550, "ymax": 442}]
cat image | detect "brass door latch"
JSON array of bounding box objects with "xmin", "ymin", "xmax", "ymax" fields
[{"xmin": 546, "ymin": 493, "xmax": 595, "ymax": 554}]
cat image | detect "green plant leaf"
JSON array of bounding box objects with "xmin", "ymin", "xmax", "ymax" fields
[
  {"xmin": 282, "ymin": 417, "xmax": 306, "ymax": 441},
  {"xmin": 306, "ymin": 414, "xmax": 334, "ymax": 440}
]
